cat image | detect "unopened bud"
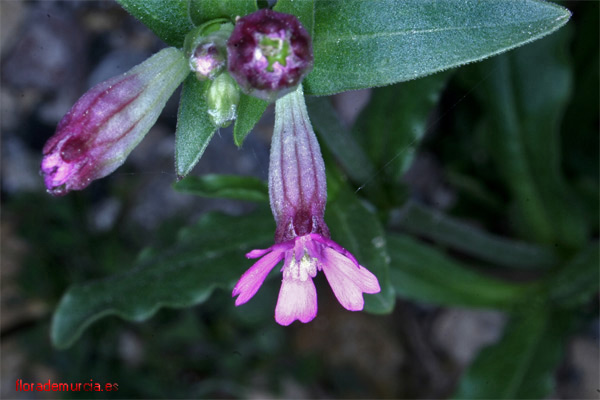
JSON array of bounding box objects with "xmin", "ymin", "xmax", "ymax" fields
[
  {"xmin": 227, "ymin": 9, "xmax": 313, "ymax": 102},
  {"xmin": 185, "ymin": 20, "xmax": 233, "ymax": 81},
  {"xmin": 207, "ymin": 72, "xmax": 240, "ymax": 128}
]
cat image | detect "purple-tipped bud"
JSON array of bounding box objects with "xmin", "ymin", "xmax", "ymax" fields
[
  {"xmin": 190, "ymin": 42, "xmax": 226, "ymax": 80},
  {"xmin": 269, "ymin": 85, "xmax": 328, "ymax": 242},
  {"xmin": 227, "ymin": 9, "xmax": 313, "ymax": 102},
  {"xmin": 41, "ymin": 48, "xmax": 189, "ymax": 196},
  {"xmin": 185, "ymin": 21, "xmax": 233, "ymax": 81}
]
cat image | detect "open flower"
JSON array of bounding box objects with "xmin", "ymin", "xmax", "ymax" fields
[
  {"xmin": 233, "ymin": 85, "xmax": 380, "ymax": 325},
  {"xmin": 41, "ymin": 47, "xmax": 189, "ymax": 195},
  {"xmin": 227, "ymin": 9, "xmax": 313, "ymax": 102}
]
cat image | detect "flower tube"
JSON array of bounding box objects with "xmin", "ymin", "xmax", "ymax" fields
[
  {"xmin": 233, "ymin": 85, "xmax": 380, "ymax": 325},
  {"xmin": 41, "ymin": 47, "xmax": 189, "ymax": 195}
]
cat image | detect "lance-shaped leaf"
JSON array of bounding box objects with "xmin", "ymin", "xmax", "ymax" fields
[
  {"xmin": 51, "ymin": 210, "xmax": 274, "ymax": 349},
  {"xmin": 175, "ymin": 75, "xmax": 217, "ymax": 179},
  {"xmin": 454, "ymin": 307, "xmax": 579, "ymax": 399},
  {"xmin": 189, "ymin": 0, "xmax": 257, "ymax": 26},
  {"xmin": 116, "ymin": 0, "xmax": 194, "ymax": 47},
  {"xmin": 388, "ymin": 234, "xmax": 531, "ymax": 309},
  {"xmin": 326, "ymin": 187, "xmax": 395, "ymax": 314},
  {"xmin": 304, "ymin": 0, "xmax": 571, "ymax": 96},
  {"xmin": 470, "ymin": 28, "xmax": 587, "ymax": 247},
  {"xmin": 393, "ymin": 201, "xmax": 559, "ymax": 269},
  {"xmin": 174, "ymin": 174, "xmax": 268, "ymax": 202}
]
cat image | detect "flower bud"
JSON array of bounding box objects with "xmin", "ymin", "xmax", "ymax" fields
[
  {"xmin": 185, "ymin": 20, "xmax": 233, "ymax": 81},
  {"xmin": 207, "ymin": 72, "xmax": 240, "ymax": 128},
  {"xmin": 227, "ymin": 9, "xmax": 313, "ymax": 102},
  {"xmin": 269, "ymin": 85, "xmax": 328, "ymax": 242},
  {"xmin": 41, "ymin": 47, "xmax": 189, "ymax": 196}
]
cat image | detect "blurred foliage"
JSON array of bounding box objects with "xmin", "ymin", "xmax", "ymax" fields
[{"xmin": 4, "ymin": 0, "xmax": 598, "ymax": 399}]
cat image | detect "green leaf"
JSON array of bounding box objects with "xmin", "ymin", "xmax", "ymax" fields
[
  {"xmin": 274, "ymin": 0, "xmax": 315, "ymax": 38},
  {"xmin": 189, "ymin": 0, "xmax": 257, "ymax": 25},
  {"xmin": 388, "ymin": 234, "xmax": 530, "ymax": 309},
  {"xmin": 394, "ymin": 201, "xmax": 558, "ymax": 269},
  {"xmin": 173, "ymin": 174, "xmax": 268, "ymax": 202},
  {"xmin": 353, "ymin": 72, "xmax": 450, "ymax": 181},
  {"xmin": 454, "ymin": 307, "xmax": 577, "ymax": 399},
  {"xmin": 175, "ymin": 75, "xmax": 217, "ymax": 179},
  {"xmin": 306, "ymin": 96, "xmax": 375, "ymax": 183},
  {"xmin": 470, "ymin": 28, "xmax": 587, "ymax": 248},
  {"xmin": 547, "ymin": 241, "xmax": 599, "ymax": 307},
  {"xmin": 51, "ymin": 210, "xmax": 274, "ymax": 349},
  {"xmin": 326, "ymin": 187, "xmax": 395, "ymax": 314},
  {"xmin": 233, "ymin": 93, "xmax": 269, "ymax": 147},
  {"xmin": 116, "ymin": 0, "xmax": 194, "ymax": 47},
  {"xmin": 304, "ymin": 0, "xmax": 571, "ymax": 96}
]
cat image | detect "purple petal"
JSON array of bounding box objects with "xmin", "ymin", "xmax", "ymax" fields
[
  {"xmin": 233, "ymin": 249, "xmax": 284, "ymax": 306},
  {"xmin": 274, "ymin": 276, "xmax": 317, "ymax": 326},
  {"xmin": 321, "ymin": 247, "xmax": 380, "ymax": 311},
  {"xmin": 246, "ymin": 241, "xmax": 292, "ymax": 259}
]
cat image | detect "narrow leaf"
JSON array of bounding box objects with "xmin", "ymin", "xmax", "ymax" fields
[
  {"xmin": 116, "ymin": 0, "xmax": 194, "ymax": 47},
  {"xmin": 273, "ymin": 0, "xmax": 315, "ymax": 39},
  {"xmin": 393, "ymin": 201, "xmax": 558, "ymax": 269},
  {"xmin": 51, "ymin": 210, "xmax": 274, "ymax": 349},
  {"xmin": 326, "ymin": 187, "xmax": 395, "ymax": 314},
  {"xmin": 306, "ymin": 96, "xmax": 375, "ymax": 183},
  {"xmin": 233, "ymin": 93, "xmax": 269, "ymax": 147},
  {"xmin": 388, "ymin": 234, "xmax": 530, "ymax": 309},
  {"xmin": 547, "ymin": 241, "xmax": 599, "ymax": 307},
  {"xmin": 471, "ymin": 29, "xmax": 587, "ymax": 247},
  {"xmin": 305, "ymin": 0, "xmax": 571, "ymax": 95},
  {"xmin": 454, "ymin": 308, "xmax": 578, "ymax": 399},
  {"xmin": 353, "ymin": 72, "xmax": 450, "ymax": 181},
  {"xmin": 175, "ymin": 75, "xmax": 217, "ymax": 179},
  {"xmin": 174, "ymin": 174, "xmax": 268, "ymax": 202},
  {"xmin": 188, "ymin": 0, "xmax": 257, "ymax": 25}
]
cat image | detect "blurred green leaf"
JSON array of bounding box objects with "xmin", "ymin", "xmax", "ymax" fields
[
  {"xmin": 353, "ymin": 72, "xmax": 450, "ymax": 181},
  {"xmin": 174, "ymin": 174, "xmax": 268, "ymax": 202},
  {"xmin": 189, "ymin": 0, "xmax": 257, "ymax": 25},
  {"xmin": 388, "ymin": 234, "xmax": 530, "ymax": 309},
  {"xmin": 274, "ymin": 0, "xmax": 314, "ymax": 38},
  {"xmin": 51, "ymin": 211, "xmax": 274, "ymax": 349},
  {"xmin": 547, "ymin": 241, "xmax": 599, "ymax": 307},
  {"xmin": 116, "ymin": 0, "xmax": 194, "ymax": 47},
  {"xmin": 394, "ymin": 201, "xmax": 558, "ymax": 269},
  {"xmin": 233, "ymin": 93, "xmax": 269, "ymax": 147},
  {"xmin": 454, "ymin": 307, "xmax": 577, "ymax": 399},
  {"xmin": 326, "ymin": 187, "xmax": 395, "ymax": 314},
  {"xmin": 471, "ymin": 29, "xmax": 587, "ymax": 248},
  {"xmin": 305, "ymin": 0, "xmax": 570, "ymax": 96},
  {"xmin": 306, "ymin": 97, "xmax": 375, "ymax": 184},
  {"xmin": 175, "ymin": 75, "xmax": 217, "ymax": 179}
]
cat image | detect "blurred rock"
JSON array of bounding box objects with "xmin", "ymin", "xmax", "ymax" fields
[
  {"xmin": 1, "ymin": 137, "xmax": 45, "ymax": 194},
  {"xmin": 432, "ymin": 308, "xmax": 506, "ymax": 367},
  {"xmin": 0, "ymin": 0, "xmax": 25, "ymax": 57},
  {"xmin": 2, "ymin": 9, "xmax": 86, "ymax": 92}
]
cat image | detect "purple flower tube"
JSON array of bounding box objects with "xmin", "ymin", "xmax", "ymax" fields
[
  {"xmin": 227, "ymin": 9, "xmax": 313, "ymax": 102},
  {"xmin": 233, "ymin": 86, "xmax": 380, "ymax": 325},
  {"xmin": 41, "ymin": 47, "xmax": 189, "ymax": 195}
]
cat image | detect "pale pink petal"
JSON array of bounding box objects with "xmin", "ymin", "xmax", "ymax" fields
[
  {"xmin": 233, "ymin": 250, "xmax": 284, "ymax": 306},
  {"xmin": 322, "ymin": 247, "xmax": 380, "ymax": 311},
  {"xmin": 311, "ymin": 234, "xmax": 359, "ymax": 267},
  {"xmin": 274, "ymin": 277, "xmax": 317, "ymax": 326}
]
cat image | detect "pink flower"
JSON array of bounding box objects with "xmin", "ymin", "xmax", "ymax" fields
[
  {"xmin": 233, "ymin": 85, "xmax": 380, "ymax": 325},
  {"xmin": 41, "ymin": 48, "xmax": 189, "ymax": 196}
]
